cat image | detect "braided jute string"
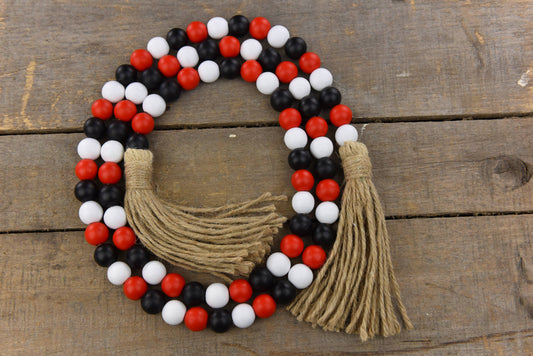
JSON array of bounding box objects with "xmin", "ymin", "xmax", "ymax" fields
[
  {"xmin": 287, "ymin": 141, "xmax": 413, "ymax": 341},
  {"xmin": 124, "ymin": 148, "xmax": 287, "ymax": 282}
]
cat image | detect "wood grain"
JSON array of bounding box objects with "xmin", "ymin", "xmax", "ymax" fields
[
  {"xmin": 1, "ymin": 215, "xmax": 532, "ymax": 355},
  {"xmin": 0, "ymin": 117, "xmax": 531, "ymax": 232},
  {"xmin": 1, "ymin": 0, "xmax": 532, "ymax": 133}
]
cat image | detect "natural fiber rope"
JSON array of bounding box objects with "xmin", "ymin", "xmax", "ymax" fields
[
  {"xmin": 288, "ymin": 141, "xmax": 412, "ymax": 341},
  {"xmin": 124, "ymin": 149, "xmax": 287, "ymax": 282}
]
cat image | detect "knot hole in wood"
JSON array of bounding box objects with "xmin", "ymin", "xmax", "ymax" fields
[{"xmin": 481, "ymin": 155, "xmax": 531, "ymax": 191}]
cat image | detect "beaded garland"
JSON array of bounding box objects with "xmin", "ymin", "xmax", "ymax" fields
[{"xmin": 75, "ymin": 15, "xmax": 359, "ymax": 333}]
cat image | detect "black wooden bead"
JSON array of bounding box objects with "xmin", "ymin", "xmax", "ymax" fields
[
  {"xmin": 272, "ymin": 279, "xmax": 297, "ymax": 304},
  {"xmin": 319, "ymin": 86, "xmax": 341, "ymax": 108},
  {"xmin": 312, "ymin": 223, "xmax": 336, "ymax": 248},
  {"xmin": 198, "ymin": 39, "xmax": 220, "ymax": 61},
  {"xmin": 181, "ymin": 282, "xmax": 205, "ymax": 307},
  {"xmin": 158, "ymin": 80, "xmax": 181, "ymax": 102},
  {"xmin": 220, "ymin": 58, "xmax": 242, "ymax": 79},
  {"xmin": 257, "ymin": 48, "xmax": 281, "ymax": 72},
  {"xmin": 270, "ymin": 88, "xmax": 293, "ymax": 112},
  {"xmin": 84, "ymin": 117, "xmax": 106, "ymax": 139},
  {"xmin": 141, "ymin": 289, "xmax": 167, "ymax": 314},
  {"xmin": 166, "ymin": 28, "xmax": 188, "ymax": 50},
  {"xmin": 209, "ymin": 309, "xmax": 232, "ymax": 333},
  {"xmin": 284, "ymin": 37, "xmax": 307, "ymax": 60},
  {"xmin": 315, "ymin": 157, "xmax": 338, "ymax": 179},
  {"xmin": 115, "ymin": 64, "xmax": 138, "ymax": 86},
  {"xmin": 98, "ymin": 184, "xmax": 123, "ymax": 209},
  {"xmin": 289, "ymin": 214, "xmax": 313, "ymax": 236},
  {"xmin": 141, "ymin": 68, "xmax": 164, "ymax": 91},
  {"xmin": 126, "ymin": 134, "xmax": 149, "ymax": 149},
  {"xmin": 75, "ymin": 180, "xmax": 98, "ymax": 202},
  {"xmin": 228, "ymin": 15, "xmax": 250, "ymax": 37},
  {"xmin": 248, "ymin": 267, "xmax": 274, "ymax": 292},
  {"xmin": 288, "ymin": 148, "xmax": 313, "ymax": 170},
  {"xmin": 126, "ymin": 245, "xmax": 150, "ymax": 269},
  {"xmin": 94, "ymin": 243, "xmax": 118, "ymax": 267},
  {"xmin": 106, "ymin": 119, "xmax": 131, "ymax": 144},
  {"xmin": 298, "ymin": 95, "xmax": 321, "ymax": 119}
]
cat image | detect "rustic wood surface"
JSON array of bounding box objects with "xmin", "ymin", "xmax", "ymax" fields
[{"xmin": 1, "ymin": 0, "xmax": 532, "ymax": 355}]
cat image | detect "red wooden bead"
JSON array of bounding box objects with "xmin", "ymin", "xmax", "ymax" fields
[
  {"xmin": 84, "ymin": 222, "xmax": 109, "ymax": 245},
  {"xmin": 219, "ymin": 36, "xmax": 241, "ymax": 58},
  {"xmin": 76, "ymin": 159, "xmax": 98, "ymax": 180},
  {"xmin": 280, "ymin": 234, "xmax": 304, "ymax": 258},
  {"xmin": 278, "ymin": 108, "xmax": 302, "ymax": 130},
  {"xmin": 112, "ymin": 226, "xmax": 136, "ymax": 250},
  {"xmin": 291, "ymin": 170, "xmax": 315, "ymax": 191},
  {"xmin": 158, "ymin": 55, "xmax": 181, "ymax": 77},
  {"xmin": 186, "ymin": 21, "xmax": 208, "ymax": 43},
  {"xmin": 229, "ymin": 279, "xmax": 253, "ymax": 303},
  {"xmin": 177, "ymin": 68, "xmax": 200, "ymax": 90},
  {"xmin": 123, "ymin": 276, "xmax": 148, "ymax": 300},
  {"xmin": 302, "ymin": 245, "xmax": 327, "ymax": 269},
  {"xmin": 98, "ymin": 162, "xmax": 122, "ymax": 184},
  {"xmin": 305, "ymin": 116, "xmax": 328, "ymax": 138},
  {"xmin": 316, "ymin": 179, "xmax": 340, "ymax": 201},
  {"xmin": 252, "ymin": 294, "xmax": 276, "ymax": 318},
  {"xmin": 161, "ymin": 273, "xmax": 186, "ymax": 297},
  {"xmin": 130, "ymin": 49, "xmax": 153, "ymax": 71},
  {"xmin": 299, "ymin": 52, "xmax": 321, "ymax": 74},
  {"xmin": 249, "ymin": 17, "xmax": 271, "ymax": 40},
  {"xmin": 329, "ymin": 104, "xmax": 353, "ymax": 127},
  {"xmin": 184, "ymin": 307, "xmax": 208, "ymax": 331},
  {"xmin": 91, "ymin": 99, "xmax": 113, "ymax": 120},
  {"xmin": 131, "ymin": 112, "xmax": 155, "ymax": 134},
  {"xmin": 240, "ymin": 60, "xmax": 262, "ymax": 82},
  {"xmin": 113, "ymin": 100, "xmax": 137, "ymax": 122},
  {"xmin": 275, "ymin": 61, "xmax": 298, "ymax": 84}
]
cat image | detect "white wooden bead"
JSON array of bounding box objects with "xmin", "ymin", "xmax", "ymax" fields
[
  {"xmin": 125, "ymin": 82, "xmax": 148, "ymax": 105},
  {"xmin": 284, "ymin": 127, "xmax": 308, "ymax": 150},
  {"xmin": 107, "ymin": 261, "xmax": 131, "ymax": 286},
  {"xmin": 309, "ymin": 68, "xmax": 333, "ymax": 91},
  {"xmin": 101, "ymin": 80, "xmax": 125, "ymax": 103},
  {"xmin": 142, "ymin": 260, "xmax": 167, "ymax": 285},
  {"xmin": 205, "ymin": 283, "xmax": 230, "ymax": 309},
  {"xmin": 232, "ymin": 303, "xmax": 255, "ymax": 328},
  {"xmin": 240, "ymin": 39, "xmax": 262, "ymax": 60},
  {"xmin": 147, "ymin": 36, "xmax": 170, "ymax": 59},
  {"xmin": 335, "ymin": 124, "xmax": 358, "ymax": 145},
  {"xmin": 291, "ymin": 191, "xmax": 315, "ymax": 214},
  {"xmin": 266, "ymin": 252, "xmax": 291, "ymax": 277},
  {"xmin": 256, "ymin": 72, "xmax": 279, "ymax": 95},
  {"xmin": 310, "ymin": 136, "xmax": 334, "ymax": 159},
  {"xmin": 288, "ymin": 263, "xmax": 314, "ymax": 289},
  {"xmin": 315, "ymin": 201, "xmax": 340, "ymax": 224},
  {"xmin": 142, "ymin": 94, "xmax": 166, "ymax": 117},
  {"xmin": 288, "ymin": 77, "xmax": 311, "ymax": 100},
  {"xmin": 162, "ymin": 300, "xmax": 187, "ymax": 325},
  {"xmin": 103, "ymin": 205, "xmax": 127, "ymax": 229},
  {"xmin": 177, "ymin": 46, "xmax": 199, "ymax": 68},
  {"xmin": 207, "ymin": 17, "xmax": 229, "ymax": 39},
  {"xmin": 77, "ymin": 137, "xmax": 101, "ymax": 160},
  {"xmin": 100, "ymin": 140, "xmax": 124, "ymax": 163},
  {"xmin": 79, "ymin": 201, "xmax": 103, "ymax": 224},
  {"xmin": 198, "ymin": 60, "xmax": 220, "ymax": 83},
  {"xmin": 267, "ymin": 25, "xmax": 290, "ymax": 48}
]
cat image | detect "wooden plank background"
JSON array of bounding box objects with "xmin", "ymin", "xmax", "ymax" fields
[{"xmin": 1, "ymin": 0, "xmax": 532, "ymax": 355}]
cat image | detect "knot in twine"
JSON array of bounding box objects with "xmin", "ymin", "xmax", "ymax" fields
[
  {"xmin": 340, "ymin": 141, "xmax": 373, "ymax": 179},
  {"xmin": 125, "ymin": 149, "xmax": 154, "ymax": 190}
]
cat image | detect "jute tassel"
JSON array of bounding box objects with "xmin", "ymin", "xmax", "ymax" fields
[
  {"xmin": 287, "ymin": 141, "xmax": 412, "ymax": 341},
  {"xmin": 124, "ymin": 148, "xmax": 287, "ymax": 282}
]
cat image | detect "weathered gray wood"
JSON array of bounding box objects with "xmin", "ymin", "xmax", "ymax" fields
[
  {"xmin": 0, "ymin": 117, "xmax": 531, "ymax": 232},
  {"xmin": 1, "ymin": 1, "xmax": 532, "ymax": 133},
  {"xmin": 1, "ymin": 215, "xmax": 532, "ymax": 355}
]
